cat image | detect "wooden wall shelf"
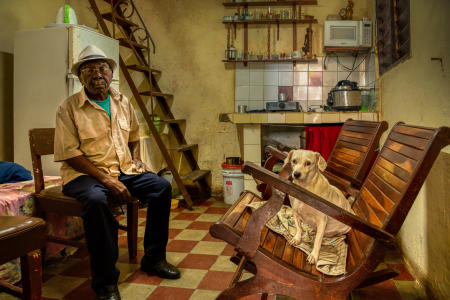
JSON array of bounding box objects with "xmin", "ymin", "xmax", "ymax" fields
[
  {"xmin": 223, "ymin": 0, "xmax": 317, "ymax": 65},
  {"xmin": 324, "ymin": 47, "xmax": 371, "ymax": 53},
  {"xmin": 223, "ymin": 1, "xmax": 318, "ymax": 7},
  {"xmin": 223, "ymin": 19, "xmax": 317, "ymax": 24},
  {"xmin": 222, "ymin": 58, "xmax": 317, "ymax": 63}
]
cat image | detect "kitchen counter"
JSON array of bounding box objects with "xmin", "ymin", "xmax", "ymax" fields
[{"xmin": 219, "ymin": 111, "xmax": 379, "ymax": 124}]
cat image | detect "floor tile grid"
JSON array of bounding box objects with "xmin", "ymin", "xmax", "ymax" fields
[{"xmin": 0, "ymin": 198, "xmax": 426, "ymax": 300}]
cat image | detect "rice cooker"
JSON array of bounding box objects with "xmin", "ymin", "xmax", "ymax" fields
[{"xmin": 327, "ymin": 80, "xmax": 361, "ymax": 111}]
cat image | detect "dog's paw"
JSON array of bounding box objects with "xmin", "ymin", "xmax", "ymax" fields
[
  {"xmin": 289, "ymin": 236, "xmax": 302, "ymax": 246},
  {"xmin": 307, "ymin": 252, "xmax": 318, "ymax": 264}
]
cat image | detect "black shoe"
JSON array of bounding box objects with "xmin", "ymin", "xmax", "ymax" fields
[
  {"xmin": 141, "ymin": 259, "xmax": 181, "ymax": 279},
  {"xmin": 96, "ymin": 285, "xmax": 121, "ymax": 300}
]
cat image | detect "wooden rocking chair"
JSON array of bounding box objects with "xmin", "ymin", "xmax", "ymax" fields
[{"xmin": 210, "ymin": 122, "xmax": 449, "ymax": 299}]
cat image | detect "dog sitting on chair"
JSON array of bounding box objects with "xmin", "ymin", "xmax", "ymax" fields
[{"xmin": 284, "ymin": 149, "xmax": 354, "ymax": 264}]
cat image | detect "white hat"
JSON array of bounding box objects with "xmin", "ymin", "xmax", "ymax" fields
[{"xmin": 71, "ymin": 45, "xmax": 117, "ymax": 75}]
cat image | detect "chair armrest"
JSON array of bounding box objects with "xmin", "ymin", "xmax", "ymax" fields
[
  {"xmin": 263, "ymin": 137, "xmax": 293, "ymax": 152},
  {"xmin": 265, "ymin": 146, "xmax": 288, "ymax": 161},
  {"xmin": 242, "ymin": 162, "xmax": 395, "ymax": 245},
  {"xmin": 236, "ymin": 188, "xmax": 286, "ymax": 258}
]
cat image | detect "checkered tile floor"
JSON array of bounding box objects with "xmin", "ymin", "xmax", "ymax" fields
[{"xmin": 0, "ymin": 197, "xmax": 426, "ymax": 300}]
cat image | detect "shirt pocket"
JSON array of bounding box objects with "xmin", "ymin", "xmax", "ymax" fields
[{"xmin": 118, "ymin": 117, "xmax": 130, "ymax": 141}]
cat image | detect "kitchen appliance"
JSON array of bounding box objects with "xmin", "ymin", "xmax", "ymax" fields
[
  {"xmin": 324, "ymin": 20, "xmax": 372, "ymax": 47},
  {"xmin": 266, "ymin": 101, "xmax": 301, "ymax": 112},
  {"xmin": 327, "ymin": 80, "xmax": 361, "ymax": 111},
  {"xmin": 14, "ymin": 26, "xmax": 119, "ymax": 174}
]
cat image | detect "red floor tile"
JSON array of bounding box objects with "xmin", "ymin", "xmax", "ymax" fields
[
  {"xmin": 173, "ymin": 213, "xmax": 201, "ymax": 221},
  {"xmin": 386, "ymin": 263, "xmax": 415, "ymax": 281},
  {"xmin": 177, "ymin": 254, "xmax": 218, "ymax": 270},
  {"xmin": 60, "ymin": 258, "xmax": 91, "ymax": 277},
  {"xmin": 200, "ymin": 200, "xmax": 216, "ymax": 207},
  {"xmin": 138, "ymin": 210, "xmax": 148, "ymax": 218},
  {"xmin": 202, "ymin": 232, "xmax": 224, "ymax": 242},
  {"xmin": 356, "ymin": 280, "xmax": 402, "ymax": 300},
  {"xmin": 186, "ymin": 221, "xmax": 214, "ymax": 230},
  {"xmin": 63, "ymin": 279, "xmax": 96, "ymax": 300},
  {"xmin": 166, "ymin": 240, "xmax": 198, "ymax": 253},
  {"xmin": 147, "ymin": 286, "xmax": 194, "ymax": 300},
  {"xmin": 126, "ymin": 269, "xmax": 164, "ymax": 285},
  {"xmin": 204, "ymin": 207, "xmax": 229, "ymax": 214},
  {"xmin": 197, "ymin": 270, "xmax": 235, "ymax": 291},
  {"xmin": 139, "ymin": 220, "xmax": 147, "ymax": 226},
  {"xmin": 169, "ymin": 228, "xmax": 183, "ymax": 239},
  {"xmin": 221, "ymin": 244, "xmax": 236, "ymax": 256}
]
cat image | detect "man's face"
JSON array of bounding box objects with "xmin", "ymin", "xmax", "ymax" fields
[{"xmin": 79, "ymin": 60, "xmax": 113, "ymax": 98}]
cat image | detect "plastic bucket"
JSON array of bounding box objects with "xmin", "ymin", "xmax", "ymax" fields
[{"xmin": 221, "ymin": 163, "xmax": 244, "ymax": 205}]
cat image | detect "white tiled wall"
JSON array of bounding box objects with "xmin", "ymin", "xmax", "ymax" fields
[{"xmin": 235, "ymin": 52, "xmax": 376, "ymax": 112}]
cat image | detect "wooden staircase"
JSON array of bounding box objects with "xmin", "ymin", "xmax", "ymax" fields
[{"xmin": 89, "ymin": 0, "xmax": 211, "ymax": 208}]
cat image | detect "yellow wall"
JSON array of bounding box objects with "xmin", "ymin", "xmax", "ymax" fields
[{"xmin": 378, "ymin": 0, "xmax": 450, "ymax": 298}]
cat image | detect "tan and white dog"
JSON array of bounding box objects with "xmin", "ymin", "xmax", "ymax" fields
[{"xmin": 284, "ymin": 149, "xmax": 354, "ymax": 264}]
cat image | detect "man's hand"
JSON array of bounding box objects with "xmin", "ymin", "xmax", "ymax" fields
[
  {"xmin": 133, "ymin": 158, "xmax": 151, "ymax": 173},
  {"xmin": 102, "ymin": 176, "xmax": 133, "ymax": 203},
  {"xmin": 66, "ymin": 155, "xmax": 133, "ymax": 203},
  {"xmin": 128, "ymin": 141, "xmax": 151, "ymax": 173}
]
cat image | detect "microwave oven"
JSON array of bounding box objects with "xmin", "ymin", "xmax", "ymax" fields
[{"xmin": 324, "ymin": 20, "xmax": 372, "ymax": 47}]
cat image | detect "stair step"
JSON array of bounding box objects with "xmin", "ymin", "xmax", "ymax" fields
[
  {"xmin": 127, "ymin": 64, "xmax": 161, "ymax": 74},
  {"xmin": 139, "ymin": 91, "xmax": 172, "ymax": 98},
  {"xmin": 118, "ymin": 38, "xmax": 148, "ymax": 50},
  {"xmin": 169, "ymin": 144, "xmax": 198, "ymax": 152},
  {"xmin": 101, "ymin": 12, "xmax": 138, "ymax": 28},
  {"xmin": 181, "ymin": 169, "xmax": 211, "ymax": 182},
  {"xmin": 161, "ymin": 119, "xmax": 186, "ymax": 124}
]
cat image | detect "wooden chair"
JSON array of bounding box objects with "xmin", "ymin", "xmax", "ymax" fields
[
  {"xmin": 28, "ymin": 128, "xmax": 138, "ymax": 261},
  {"xmin": 259, "ymin": 120, "xmax": 388, "ymax": 199},
  {"xmin": 210, "ymin": 122, "xmax": 449, "ymax": 299},
  {"xmin": 0, "ymin": 216, "xmax": 46, "ymax": 300}
]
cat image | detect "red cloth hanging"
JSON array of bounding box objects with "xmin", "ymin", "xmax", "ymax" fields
[{"xmin": 305, "ymin": 126, "xmax": 342, "ymax": 161}]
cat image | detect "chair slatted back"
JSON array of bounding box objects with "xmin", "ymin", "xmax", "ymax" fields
[
  {"xmin": 325, "ymin": 120, "xmax": 388, "ymax": 188},
  {"xmin": 346, "ymin": 123, "xmax": 449, "ymax": 272},
  {"xmin": 29, "ymin": 128, "xmax": 55, "ymax": 193}
]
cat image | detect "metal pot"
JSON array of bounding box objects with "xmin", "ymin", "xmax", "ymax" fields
[
  {"xmin": 327, "ymin": 80, "xmax": 361, "ymax": 111},
  {"xmin": 278, "ymin": 93, "xmax": 288, "ymax": 102}
]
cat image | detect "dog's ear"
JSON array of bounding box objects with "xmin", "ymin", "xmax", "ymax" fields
[
  {"xmin": 284, "ymin": 150, "xmax": 294, "ymax": 167},
  {"xmin": 316, "ymin": 152, "xmax": 327, "ymax": 172}
]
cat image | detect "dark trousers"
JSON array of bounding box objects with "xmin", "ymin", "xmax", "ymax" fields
[{"xmin": 62, "ymin": 172, "xmax": 171, "ymax": 292}]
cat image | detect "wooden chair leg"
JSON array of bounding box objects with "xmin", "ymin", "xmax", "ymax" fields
[
  {"xmin": 228, "ymin": 255, "xmax": 247, "ymax": 287},
  {"xmin": 20, "ymin": 249, "xmax": 42, "ymax": 300},
  {"xmin": 127, "ymin": 201, "xmax": 138, "ymax": 260}
]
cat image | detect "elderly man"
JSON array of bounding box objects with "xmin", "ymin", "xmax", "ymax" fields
[{"xmin": 54, "ymin": 45, "xmax": 180, "ymax": 300}]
